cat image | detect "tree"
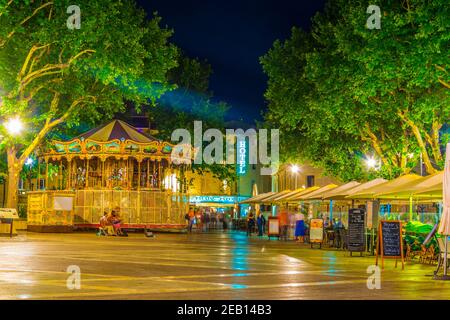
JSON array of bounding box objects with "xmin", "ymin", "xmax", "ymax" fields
[
  {"xmin": 0, "ymin": 0, "xmax": 178, "ymax": 208},
  {"xmin": 261, "ymin": 0, "xmax": 449, "ymax": 181}
]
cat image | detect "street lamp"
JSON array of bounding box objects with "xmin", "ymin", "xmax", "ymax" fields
[
  {"xmin": 4, "ymin": 117, "xmax": 24, "ymax": 136},
  {"xmin": 290, "ymin": 164, "xmax": 300, "ymax": 189},
  {"xmin": 365, "ymin": 156, "xmax": 379, "ymax": 170}
]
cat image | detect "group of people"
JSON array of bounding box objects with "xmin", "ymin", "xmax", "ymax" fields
[
  {"xmin": 247, "ymin": 207, "xmax": 307, "ymax": 242},
  {"xmin": 185, "ymin": 207, "xmax": 228, "ymax": 232},
  {"xmin": 246, "ymin": 212, "xmax": 266, "ymax": 236},
  {"xmin": 98, "ymin": 207, "xmax": 127, "ymax": 236}
]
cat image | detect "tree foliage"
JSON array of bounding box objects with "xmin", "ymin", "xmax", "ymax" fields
[
  {"xmin": 0, "ymin": 0, "xmax": 178, "ymax": 207},
  {"xmin": 261, "ymin": 0, "xmax": 449, "ymax": 181},
  {"xmin": 148, "ymin": 53, "xmax": 235, "ymax": 184}
]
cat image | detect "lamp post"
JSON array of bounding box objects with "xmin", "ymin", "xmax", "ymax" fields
[
  {"xmin": 290, "ymin": 164, "xmax": 299, "ymax": 189},
  {"xmin": 365, "ymin": 156, "xmax": 378, "ymax": 170},
  {"xmin": 4, "ymin": 117, "xmax": 24, "ymax": 136}
]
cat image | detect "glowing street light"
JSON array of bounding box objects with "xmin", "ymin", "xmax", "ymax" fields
[
  {"xmin": 290, "ymin": 164, "xmax": 300, "ymax": 173},
  {"xmin": 4, "ymin": 117, "xmax": 24, "ymax": 136},
  {"xmin": 290, "ymin": 164, "xmax": 300, "ymax": 189},
  {"xmin": 365, "ymin": 156, "xmax": 379, "ymax": 170}
]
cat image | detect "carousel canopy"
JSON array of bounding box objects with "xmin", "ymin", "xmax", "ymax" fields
[
  {"xmin": 76, "ymin": 120, "xmax": 158, "ymax": 143},
  {"xmin": 42, "ymin": 119, "xmax": 179, "ymax": 160}
]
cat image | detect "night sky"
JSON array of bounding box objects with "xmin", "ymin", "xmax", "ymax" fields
[{"xmin": 137, "ymin": 0, "xmax": 326, "ymax": 123}]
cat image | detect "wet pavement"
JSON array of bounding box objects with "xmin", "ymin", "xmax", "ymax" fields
[{"xmin": 0, "ymin": 231, "xmax": 449, "ymax": 300}]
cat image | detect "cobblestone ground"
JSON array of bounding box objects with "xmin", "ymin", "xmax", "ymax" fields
[{"xmin": 0, "ymin": 231, "xmax": 448, "ymax": 300}]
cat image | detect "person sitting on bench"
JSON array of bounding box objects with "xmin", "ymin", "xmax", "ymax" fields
[
  {"xmin": 111, "ymin": 211, "xmax": 124, "ymax": 236},
  {"xmin": 98, "ymin": 211, "xmax": 114, "ymax": 236}
]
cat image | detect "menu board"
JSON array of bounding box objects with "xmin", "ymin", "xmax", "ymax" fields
[
  {"xmin": 268, "ymin": 216, "xmax": 279, "ymax": 237},
  {"xmin": 380, "ymin": 221, "xmax": 402, "ymax": 257},
  {"xmin": 309, "ymin": 219, "xmax": 324, "ymax": 243},
  {"xmin": 348, "ymin": 208, "xmax": 365, "ymax": 252}
]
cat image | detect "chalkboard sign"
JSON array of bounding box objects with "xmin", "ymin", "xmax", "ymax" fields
[
  {"xmin": 347, "ymin": 208, "xmax": 366, "ymax": 253},
  {"xmin": 380, "ymin": 221, "xmax": 402, "ymax": 257},
  {"xmin": 375, "ymin": 220, "xmax": 404, "ymax": 269}
]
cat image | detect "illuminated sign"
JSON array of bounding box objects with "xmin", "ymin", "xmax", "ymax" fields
[
  {"xmin": 237, "ymin": 139, "xmax": 247, "ymax": 175},
  {"xmin": 189, "ymin": 195, "xmax": 248, "ymax": 204}
]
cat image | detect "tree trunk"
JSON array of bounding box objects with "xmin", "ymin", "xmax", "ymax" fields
[
  {"xmin": 398, "ymin": 111, "xmax": 436, "ymax": 174},
  {"xmin": 6, "ymin": 147, "xmax": 21, "ymax": 209}
]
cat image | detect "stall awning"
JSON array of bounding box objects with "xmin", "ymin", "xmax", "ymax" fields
[
  {"xmin": 277, "ymin": 186, "xmax": 321, "ymax": 203},
  {"xmin": 375, "ymin": 171, "xmax": 443, "ymax": 200},
  {"xmin": 291, "ymin": 184, "xmax": 339, "ymax": 201},
  {"xmin": 346, "ymin": 174, "xmax": 422, "ymax": 199},
  {"xmin": 259, "ymin": 190, "xmax": 292, "ymax": 203},
  {"xmin": 344, "ymin": 178, "xmax": 387, "ymax": 198},
  {"xmin": 239, "ymin": 192, "xmax": 276, "ymax": 204},
  {"xmin": 321, "ymin": 181, "xmax": 361, "ymax": 200},
  {"xmin": 270, "ymin": 188, "xmax": 306, "ymax": 203}
]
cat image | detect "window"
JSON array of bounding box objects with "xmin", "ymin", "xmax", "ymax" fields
[{"xmin": 306, "ymin": 175, "xmax": 315, "ymax": 188}]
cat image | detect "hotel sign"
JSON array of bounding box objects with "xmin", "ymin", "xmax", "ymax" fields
[
  {"xmin": 189, "ymin": 195, "xmax": 248, "ymax": 204},
  {"xmin": 237, "ymin": 139, "xmax": 248, "ymax": 175}
]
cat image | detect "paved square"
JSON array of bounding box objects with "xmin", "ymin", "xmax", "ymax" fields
[{"xmin": 0, "ymin": 231, "xmax": 448, "ymax": 299}]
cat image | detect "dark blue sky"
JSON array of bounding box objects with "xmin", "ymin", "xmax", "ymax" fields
[{"xmin": 137, "ymin": 0, "xmax": 326, "ymax": 123}]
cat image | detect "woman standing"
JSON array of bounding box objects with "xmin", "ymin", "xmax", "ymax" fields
[{"xmin": 294, "ymin": 208, "xmax": 305, "ymax": 243}]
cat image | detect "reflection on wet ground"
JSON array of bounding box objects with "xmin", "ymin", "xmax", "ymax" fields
[{"xmin": 0, "ymin": 231, "xmax": 448, "ymax": 299}]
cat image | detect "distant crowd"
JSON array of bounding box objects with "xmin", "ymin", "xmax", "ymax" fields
[{"xmin": 185, "ymin": 207, "xmax": 228, "ymax": 232}]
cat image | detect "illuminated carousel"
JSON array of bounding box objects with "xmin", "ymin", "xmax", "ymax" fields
[{"xmin": 27, "ymin": 120, "xmax": 189, "ymax": 232}]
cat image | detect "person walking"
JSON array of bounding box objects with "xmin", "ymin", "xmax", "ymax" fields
[
  {"xmin": 261, "ymin": 213, "xmax": 266, "ymax": 234},
  {"xmin": 279, "ymin": 208, "xmax": 289, "ymax": 241},
  {"xmin": 188, "ymin": 207, "xmax": 195, "ymax": 233},
  {"xmin": 257, "ymin": 213, "xmax": 264, "ymax": 236},
  {"xmin": 196, "ymin": 209, "xmax": 203, "ymax": 232},
  {"xmin": 247, "ymin": 212, "xmax": 255, "ymax": 236}
]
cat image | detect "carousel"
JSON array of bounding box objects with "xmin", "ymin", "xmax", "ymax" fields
[{"xmin": 27, "ymin": 120, "xmax": 189, "ymax": 232}]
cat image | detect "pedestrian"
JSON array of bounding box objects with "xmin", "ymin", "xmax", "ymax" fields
[
  {"xmin": 294, "ymin": 209, "xmax": 305, "ymax": 243},
  {"xmin": 247, "ymin": 212, "xmax": 255, "ymax": 236},
  {"xmin": 279, "ymin": 208, "xmax": 289, "ymax": 241},
  {"xmin": 261, "ymin": 213, "xmax": 266, "ymax": 234},
  {"xmin": 257, "ymin": 213, "xmax": 264, "ymax": 236},
  {"xmin": 188, "ymin": 207, "xmax": 195, "ymax": 233},
  {"xmin": 204, "ymin": 211, "xmax": 210, "ymax": 232},
  {"xmin": 222, "ymin": 213, "xmax": 228, "ymax": 231},
  {"xmin": 184, "ymin": 211, "xmax": 190, "ymax": 225},
  {"xmin": 196, "ymin": 209, "xmax": 203, "ymax": 232}
]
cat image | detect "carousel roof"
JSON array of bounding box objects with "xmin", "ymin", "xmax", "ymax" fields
[{"xmin": 76, "ymin": 120, "xmax": 159, "ymax": 143}]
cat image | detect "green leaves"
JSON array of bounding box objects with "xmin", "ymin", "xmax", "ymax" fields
[
  {"xmin": 262, "ymin": 0, "xmax": 449, "ymax": 181},
  {"xmin": 0, "ymin": 0, "xmax": 178, "ymax": 155}
]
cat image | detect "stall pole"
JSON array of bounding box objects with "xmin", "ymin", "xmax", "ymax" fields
[
  {"xmin": 329, "ymin": 199, "xmax": 333, "ymax": 222},
  {"xmin": 445, "ymin": 236, "xmax": 448, "ymax": 277},
  {"xmin": 409, "ymin": 196, "xmax": 413, "ymax": 221}
]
